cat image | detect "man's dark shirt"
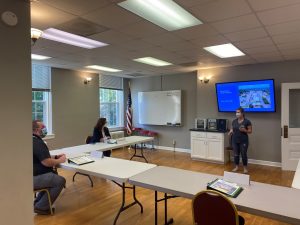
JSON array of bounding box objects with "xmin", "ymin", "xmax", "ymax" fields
[{"xmin": 33, "ymin": 134, "xmax": 53, "ymax": 176}]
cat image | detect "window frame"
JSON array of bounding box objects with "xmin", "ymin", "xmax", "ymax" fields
[
  {"xmin": 32, "ymin": 90, "xmax": 53, "ymax": 135},
  {"xmin": 99, "ymin": 88, "xmax": 124, "ymax": 130}
]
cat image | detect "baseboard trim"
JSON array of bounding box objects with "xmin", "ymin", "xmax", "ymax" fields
[
  {"xmin": 147, "ymin": 144, "xmax": 282, "ymax": 167},
  {"xmin": 247, "ymin": 159, "xmax": 281, "ymax": 167},
  {"xmin": 145, "ymin": 144, "xmax": 190, "ymax": 153},
  {"xmin": 230, "ymin": 157, "xmax": 281, "ymax": 167}
]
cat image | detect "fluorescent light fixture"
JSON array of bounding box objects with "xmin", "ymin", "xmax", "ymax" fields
[
  {"xmin": 86, "ymin": 65, "xmax": 122, "ymax": 72},
  {"xmin": 42, "ymin": 28, "xmax": 108, "ymax": 49},
  {"xmin": 204, "ymin": 43, "xmax": 245, "ymax": 58},
  {"xmin": 31, "ymin": 54, "xmax": 51, "ymax": 60},
  {"xmin": 118, "ymin": 0, "xmax": 202, "ymax": 31},
  {"xmin": 134, "ymin": 57, "xmax": 173, "ymax": 66}
]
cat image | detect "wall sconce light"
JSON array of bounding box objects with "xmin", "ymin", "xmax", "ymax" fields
[
  {"xmin": 31, "ymin": 28, "xmax": 43, "ymax": 45},
  {"xmin": 199, "ymin": 77, "xmax": 210, "ymax": 84},
  {"xmin": 84, "ymin": 77, "xmax": 92, "ymax": 84}
]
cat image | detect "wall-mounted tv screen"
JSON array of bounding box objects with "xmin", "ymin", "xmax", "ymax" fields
[{"xmin": 215, "ymin": 79, "xmax": 276, "ymax": 112}]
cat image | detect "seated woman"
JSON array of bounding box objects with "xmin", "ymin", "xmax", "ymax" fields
[{"xmin": 90, "ymin": 118, "xmax": 112, "ymax": 157}]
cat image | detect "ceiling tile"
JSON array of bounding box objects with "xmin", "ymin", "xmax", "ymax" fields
[
  {"xmin": 116, "ymin": 39, "xmax": 157, "ymax": 51},
  {"xmin": 174, "ymin": 0, "xmax": 214, "ymax": 8},
  {"xmin": 272, "ymin": 32, "xmax": 300, "ymax": 44},
  {"xmin": 243, "ymin": 45, "xmax": 278, "ymax": 54},
  {"xmin": 280, "ymin": 48, "xmax": 300, "ymax": 56},
  {"xmin": 247, "ymin": 50, "xmax": 282, "ymax": 58},
  {"xmin": 254, "ymin": 55, "xmax": 284, "ymax": 63},
  {"xmin": 39, "ymin": 0, "xmax": 111, "ymax": 16},
  {"xmin": 224, "ymin": 27, "xmax": 268, "ymax": 42},
  {"xmin": 142, "ymin": 33, "xmax": 184, "ymax": 45},
  {"xmin": 88, "ymin": 29, "xmax": 136, "ymax": 45},
  {"xmin": 284, "ymin": 54, "xmax": 300, "ymax": 60},
  {"xmin": 277, "ymin": 42, "xmax": 300, "ymax": 50},
  {"xmin": 31, "ymin": 2, "xmax": 76, "ymax": 30},
  {"xmin": 248, "ymin": 0, "xmax": 300, "ymax": 11},
  {"xmin": 190, "ymin": 35, "xmax": 229, "ymax": 47},
  {"xmin": 161, "ymin": 41, "xmax": 198, "ymax": 52},
  {"xmin": 191, "ymin": 0, "xmax": 251, "ymax": 22},
  {"xmin": 117, "ymin": 21, "xmax": 166, "ymax": 39},
  {"xmin": 211, "ymin": 14, "xmax": 262, "ymax": 33},
  {"xmin": 234, "ymin": 37, "xmax": 274, "ymax": 49},
  {"xmin": 266, "ymin": 19, "xmax": 300, "ymax": 36},
  {"xmin": 82, "ymin": 4, "xmax": 142, "ymax": 29},
  {"xmin": 257, "ymin": 3, "xmax": 300, "ymax": 26},
  {"xmin": 171, "ymin": 24, "xmax": 218, "ymax": 40}
]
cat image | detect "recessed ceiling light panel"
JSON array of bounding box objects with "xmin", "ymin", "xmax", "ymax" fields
[
  {"xmin": 134, "ymin": 57, "xmax": 173, "ymax": 66},
  {"xmin": 42, "ymin": 28, "xmax": 108, "ymax": 49},
  {"xmin": 31, "ymin": 54, "xmax": 51, "ymax": 60},
  {"xmin": 118, "ymin": 0, "xmax": 202, "ymax": 31},
  {"xmin": 86, "ymin": 65, "xmax": 122, "ymax": 72},
  {"xmin": 204, "ymin": 43, "xmax": 245, "ymax": 58}
]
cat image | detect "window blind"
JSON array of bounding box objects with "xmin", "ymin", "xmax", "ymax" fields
[
  {"xmin": 32, "ymin": 64, "xmax": 51, "ymax": 91},
  {"xmin": 99, "ymin": 74, "xmax": 123, "ymax": 90}
]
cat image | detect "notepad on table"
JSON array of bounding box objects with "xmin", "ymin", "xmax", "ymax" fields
[{"xmin": 207, "ymin": 178, "xmax": 243, "ymax": 198}]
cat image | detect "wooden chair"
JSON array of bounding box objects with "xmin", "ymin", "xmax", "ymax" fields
[
  {"xmin": 72, "ymin": 135, "xmax": 94, "ymax": 187},
  {"xmin": 192, "ymin": 190, "xmax": 245, "ymax": 225},
  {"xmin": 34, "ymin": 188, "xmax": 54, "ymax": 215}
]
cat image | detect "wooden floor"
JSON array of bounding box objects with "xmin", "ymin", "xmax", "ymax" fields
[{"xmin": 35, "ymin": 148, "xmax": 295, "ymax": 225}]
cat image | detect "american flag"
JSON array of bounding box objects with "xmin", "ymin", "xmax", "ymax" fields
[{"xmin": 126, "ymin": 85, "xmax": 133, "ymax": 135}]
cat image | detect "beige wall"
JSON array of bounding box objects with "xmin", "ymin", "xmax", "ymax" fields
[
  {"xmin": 46, "ymin": 68, "xmax": 99, "ymax": 150},
  {"xmin": 0, "ymin": 1, "xmax": 33, "ymax": 225},
  {"xmin": 197, "ymin": 60, "xmax": 300, "ymax": 163},
  {"xmin": 129, "ymin": 72, "xmax": 197, "ymax": 149}
]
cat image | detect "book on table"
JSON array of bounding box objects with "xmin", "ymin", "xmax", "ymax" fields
[
  {"xmin": 68, "ymin": 156, "xmax": 94, "ymax": 165},
  {"xmin": 207, "ymin": 178, "xmax": 243, "ymax": 198}
]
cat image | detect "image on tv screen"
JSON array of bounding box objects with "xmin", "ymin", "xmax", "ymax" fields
[{"xmin": 215, "ymin": 79, "xmax": 276, "ymax": 112}]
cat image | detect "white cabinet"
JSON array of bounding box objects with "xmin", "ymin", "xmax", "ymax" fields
[
  {"xmin": 191, "ymin": 138, "xmax": 206, "ymax": 158},
  {"xmin": 191, "ymin": 131, "xmax": 228, "ymax": 164}
]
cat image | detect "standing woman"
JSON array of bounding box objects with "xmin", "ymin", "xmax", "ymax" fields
[
  {"xmin": 229, "ymin": 107, "xmax": 252, "ymax": 173},
  {"xmin": 91, "ymin": 118, "xmax": 112, "ymax": 157}
]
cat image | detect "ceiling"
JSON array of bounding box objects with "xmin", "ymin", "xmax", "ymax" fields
[{"xmin": 31, "ymin": 0, "xmax": 300, "ymax": 78}]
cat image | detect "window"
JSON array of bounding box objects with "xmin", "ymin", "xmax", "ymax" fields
[
  {"xmin": 99, "ymin": 75, "xmax": 124, "ymax": 129},
  {"xmin": 32, "ymin": 64, "xmax": 52, "ymax": 133},
  {"xmin": 100, "ymin": 88, "xmax": 124, "ymax": 128}
]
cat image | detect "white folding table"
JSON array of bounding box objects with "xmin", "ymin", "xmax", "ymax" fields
[
  {"xmin": 57, "ymin": 157, "xmax": 156, "ymax": 225},
  {"xmin": 292, "ymin": 159, "xmax": 300, "ymax": 189},
  {"xmin": 129, "ymin": 166, "xmax": 300, "ymax": 225},
  {"xmin": 51, "ymin": 136, "xmax": 154, "ymax": 163}
]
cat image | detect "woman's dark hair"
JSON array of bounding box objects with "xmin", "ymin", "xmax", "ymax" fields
[
  {"xmin": 236, "ymin": 107, "xmax": 245, "ymax": 116},
  {"xmin": 95, "ymin": 118, "xmax": 107, "ymax": 131}
]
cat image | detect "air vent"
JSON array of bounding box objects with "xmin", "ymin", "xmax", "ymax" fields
[{"xmin": 55, "ymin": 18, "xmax": 109, "ymax": 37}]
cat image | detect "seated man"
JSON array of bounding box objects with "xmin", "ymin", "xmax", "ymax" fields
[{"xmin": 33, "ymin": 120, "xmax": 66, "ymax": 215}]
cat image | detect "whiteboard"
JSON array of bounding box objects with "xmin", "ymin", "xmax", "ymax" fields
[{"xmin": 138, "ymin": 90, "xmax": 181, "ymax": 126}]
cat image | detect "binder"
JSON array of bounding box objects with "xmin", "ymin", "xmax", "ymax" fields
[
  {"xmin": 68, "ymin": 156, "xmax": 94, "ymax": 165},
  {"xmin": 207, "ymin": 178, "xmax": 243, "ymax": 198}
]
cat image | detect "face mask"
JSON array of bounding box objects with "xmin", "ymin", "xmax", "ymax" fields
[
  {"xmin": 40, "ymin": 127, "xmax": 48, "ymax": 138},
  {"xmin": 236, "ymin": 112, "xmax": 242, "ymax": 118}
]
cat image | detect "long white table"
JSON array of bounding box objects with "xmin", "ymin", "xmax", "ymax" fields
[
  {"xmin": 56, "ymin": 156, "xmax": 156, "ymax": 225},
  {"xmin": 129, "ymin": 166, "xmax": 300, "ymax": 225},
  {"xmin": 292, "ymin": 160, "xmax": 300, "ymax": 189},
  {"xmin": 51, "ymin": 136, "xmax": 154, "ymax": 162}
]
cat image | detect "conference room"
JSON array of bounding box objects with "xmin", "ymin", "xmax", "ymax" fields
[{"xmin": 2, "ymin": 0, "xmax": 300, "ymax": 225}]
